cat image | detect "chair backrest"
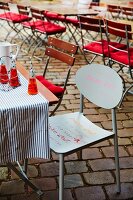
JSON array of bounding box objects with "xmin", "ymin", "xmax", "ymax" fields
[
  {"xmin": 78, "ymin": 15, "xmax": 105, "ymax": 33},
  {"xmin": 41, "ymin": 37, "xmax": 78, "ymax": 116},
  {"xmin": 89, "ymin": 2, "xmax": 100, "ymax": 9},
  {"xmin": 107, "ymin": 4, "xmax": 121, "ymax": 19},
  {"xmin": 0, "ymin": 2, "xmax": 10, "ymax": 12},
  {"xmin": 30, "ymin": 7, "xmax": 44, "ymax": 20},
  {"xmin": 17, "ymin": 5, "xmax": 30, "ymax": 16},
  {"xmin": 45, "ymin": 36, "xmax": 78, "ymax": 66},
  {"xmin": 76, "ymin": 64, "xmax": 123, "ymax": 109},
  {"xmin": 105, "ymin": 18, "xmax": 132, "ymax": 46},
  {"xmin": 120, "ymin": 6, "xmax": 133, "ymax": 18},
  {"xmin": 78, "ymin": 15, "xmax": 105, "ymax": 45}
]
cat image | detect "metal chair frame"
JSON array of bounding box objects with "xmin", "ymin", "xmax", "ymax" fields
[{"xmin": 49, "ymin": 63, "xmax": 123, "ymax": 200}]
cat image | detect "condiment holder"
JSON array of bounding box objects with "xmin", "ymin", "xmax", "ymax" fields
[
  {"xmin": 0, "ymin": 57, "xmax": 20, "ymax": 91},
  {"xmin": 28, "ymin": 60, "xmax": 38, "ymax": 95}
]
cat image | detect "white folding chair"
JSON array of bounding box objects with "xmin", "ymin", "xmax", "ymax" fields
[{"xmin": 49, "ymin": 63, "xmax": 123, "ymax": 200}]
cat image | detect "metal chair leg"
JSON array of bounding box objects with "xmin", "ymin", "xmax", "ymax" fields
[
  {"xmin": 112, "ymin": 108, "xmax": 121, "ymax": 193},
  {"xmin": 59, "ymin": 153, "xmax": 64, "ymax": 200}
]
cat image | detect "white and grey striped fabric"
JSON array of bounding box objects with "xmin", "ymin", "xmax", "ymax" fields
[{"xmin": 0, "ymin": 73, "xmax": 50, "ymax": 164}]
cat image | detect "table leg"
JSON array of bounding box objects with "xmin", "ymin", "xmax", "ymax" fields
[{"xmin": 7, "ymin": 162, "xmax": 44, "ymax": 196}]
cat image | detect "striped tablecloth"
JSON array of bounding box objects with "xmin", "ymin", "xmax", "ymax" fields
[{"xmin": 0, "ymin": 73, "xmax": 50, "ymax": 164}]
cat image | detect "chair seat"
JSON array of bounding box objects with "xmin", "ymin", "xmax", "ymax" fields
[
  {"xmin": 22, "ymin": 20, "xmax": 45, "ymax": 28},
  {"xmin": 0, "ymin": 12, "xmax": 31, "ymax": 23},
  {"xmin": 22, "ymin": 20, "xmax": 66, "ymax": 34},
  {"xmin": 34, "ymin": 21, "xmax": 66, "ymax": 34},
  {"xmin": 66, "ymin": 17, "xmax": 79, "ymax": 25},
  {"xmin": 110, "ymin": 48, "xmax": 133, "ymax": 68},
  {"xmin": 36, "ymin": 75, "xmax": 65, "ymax": 96},
  {"xmin": 49, "ymin": 112, "xmax": 114, "ymax": 154},
  {"xmin": 44, "ymin": 11, "xmax": 66, "ymax": 22},
  {"xmin": 84, "ymin": 40, "xmax": 127, "ymax": 56}
]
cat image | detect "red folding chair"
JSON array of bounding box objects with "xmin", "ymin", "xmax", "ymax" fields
[
  {"xmin": 104, "ymin": 18, "xmax": 133, "ymax": 95},
  {"xmin": 107, "ymin": 4, "xmax": 121, "ymax": 19},
  {"xmin": 120, "ymin": 6, "xmax": 133, "ymax": 21},
  {"xmin": 35, "ymin": 36, "xmax": 78, "ymax": 116},
  {"xmin": 78, "ymin": 15, "xmax": 127, "ymax": 65},
  {"xmin": 0, "ymin": 2, "xmax": 31, "ymax": 42},
  {"xmin": 22, "ymin": 7, "xmax": 66, "ymax": 60},
  {"xmin": 44, "ymin": 10, "xmax": 80, "ymax": 43}
]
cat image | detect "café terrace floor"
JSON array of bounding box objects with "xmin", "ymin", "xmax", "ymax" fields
[{"xmin": 0, "ymin": 2, "xmax": 133, "ymax": 200}]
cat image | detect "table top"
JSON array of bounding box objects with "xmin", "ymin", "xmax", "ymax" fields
[
  {"xmin": 43, "ymin": 7, "xmax": 99, "ymax": 16},
  {"xmin": 18, "ymin": 0, "xmax": 100, "ymax": 16}
]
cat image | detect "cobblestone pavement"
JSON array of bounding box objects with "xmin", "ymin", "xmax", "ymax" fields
[{"xmin": 0, "ymin": 5, "xmax": 133, "ymax": 200}]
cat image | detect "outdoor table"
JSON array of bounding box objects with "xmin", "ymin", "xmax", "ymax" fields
[
  {"xmin": 18, "ymin": 0, "xmax": 100, "ymax": 16},
  {"xmin": 0, "ymin": 62, "xmax": 58, "ymax": 195}
]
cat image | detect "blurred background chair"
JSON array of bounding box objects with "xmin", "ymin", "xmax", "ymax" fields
[
  {"xmin": 0, "ymin": 2, "xmax": 31, "ymax": 42},
  {"xmin": 104, "ymin": 18, "xmax": 133, "ymax": 95},
  {"xmin": 78, "ymin": 15, "xmax": 126, "ymax": 65},
  {"xmin": 120, "ymin": 6, "xmax": 133, "ymax": 21},
  {"xmin": 78, "ymin": 15, "xmax": 106, "ymax": 64},
  {"xmin": 106, "ymin": 4, "xmax": 121, "ymax": 19},
  {"xmin": 22, "ymin": 7, "xmax": 66, "ymax": 60},
  {"xmin": 49, "ymin": 63, "xmax": 123, "ymax": 200}
]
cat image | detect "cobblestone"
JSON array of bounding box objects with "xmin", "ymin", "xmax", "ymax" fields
[
  {"xmin": 40, "ymin": 162, "xmax": 59, "ymax": 177},
  {"xmin": 11, "ymin": 165, "xmax": 38, "ymax": 179},
  {"xmin": 41, "ymin": 189, "xmax": 74, "ymax": 200},
  {"xmin": 30, "ymin": 177, "xmax": 57, "ymax": 191},
  {"xmin": 118, "ymin": 128, "xmax": 133, "ymax": 137},
  {"xmin": 101, "ymin": 146, "xmax": 129, "ymax": 157},
  {"xmin": 65, "ymin": 161, "xmax": 88, "ymax": 174},
  {"xmin": 126, "ymin": 146, "xmax": 133, "ymax": 155},
  {"xmin": 105, "ymin": 183, "xmax": 133, "ymax": 199},
  {"xmin": 0, "ymin": 180, "xmax": 25, "ymax": 195},
  {"xmin": 119, "ymin": 157, "xmax": 133, "ymax": 168},
  {"xmin": 75, "ymin": 186, "xmax": 106, "ymax": 200},
  {"xmin": 82, "ymin": 148, "xmax": 103, "ymax": 159},
  {"xmin": 0, "ymin": 167, "xmax": 8, "ymax": 180},
  {"xmin": 89, "ymin": 159, "xmax": 115, "ymax": 171},
  {"xmin": 83, "ymin": 171, "xmax": 114, "ymax": 185},
  {"xmin": 64, "ymin": 174, "xmax": 84, "ymax": 188},
  {"xmin": 120, "ymin": 169, "xmax": 133, "ymax": 182}
]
